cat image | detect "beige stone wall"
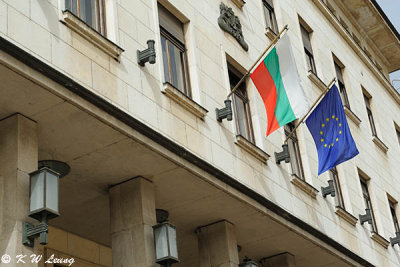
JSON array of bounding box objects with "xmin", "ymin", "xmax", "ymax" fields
[
  {"xmin": 40, "ymin": 226, "xmax": 112, "ymax": 267},
  {"xmin": 1, "ymin": 0, "xmax": 400, "ymax": 265}
]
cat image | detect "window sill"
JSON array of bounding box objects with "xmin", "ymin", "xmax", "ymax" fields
[
  {"xmin": 162, "ymin": 82, "xmax": 208, "ymax": 119},
  {"xmin": 290, "ymin": 175, "xmax": 319, "ymax": 198},
  {"xmin": 231, "ymin": 0, "xmax": 246, "ymax": 9},
  {"xmin": 370, "ymin": 231, "xmax": 390, "ymax": 249},
  {"xmin": 344, "ymin": 106, "xmax": 361, "ymax": 126},
  {"xmin": 307, "ymin": 70, "xmax": 326, "ymax": 92},
  {"xmin": 265, "ymin": 27, "xmax": 277, "ymax": 41},
  {"xmin": 372, "ymin": 135, "xmax": 388, "ymax": 153},
  {"xmin": 234, "ymin": 135, "xmax": 270, "ymax": 164},
  {"xmin": 335, "ymin": 206, "xmax": 358, "ymax": 226},
  {"xmin": 62, "ymin": 10, "xmax": 124, "ymax": 61}
]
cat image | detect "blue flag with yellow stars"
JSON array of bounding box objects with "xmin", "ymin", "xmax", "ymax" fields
[{"xmin": 306, "ymin": 84, "xmax": 359, "ymax": 175}]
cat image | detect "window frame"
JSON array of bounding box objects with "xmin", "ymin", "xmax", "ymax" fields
[
  {"xmin": 363, "ymin": 93, "xmax": 377, "ymax": 136},
  {"xmin": 300, "ymin": 24, "xmax": 317, "ymax": 75},
  {"xmin": 334, "ymin": 61, "xmax": 351, "ymax": 109},
  {"xmin": 395, "ymin": 124, "xmax": 400, "ymax": 148},
  {"xmin": 65, "ymin": 0, "xmax": 107, "ymax": 35},
  {"xmin": 262, "ymin": 0, "xmax": 278, "ymax": 34},
  {"xmin": 285, "ymin": 122, "xmax": 305, "ymax": 180},
  {"xmin": 160, "ymin": 26, "xmax": 192, "ymax": 98},
  {"xmin": 360, "ymin": 177, "xmax": 378, "ymax": 232},
  {"xmin": 330, "ymin": 167, "xmax": 345, "ymax": 209},
  {"xmin": 229, "ymin": 64, "xmax": 255, "ymax": 144},
  {"xmin": 389, "ymin": 199, "xmax": 400, "ymax": 233}
]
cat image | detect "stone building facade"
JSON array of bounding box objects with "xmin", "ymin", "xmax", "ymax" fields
[{"xmin": 0, "ymin": 0, "xmax": 399, "ymax": 266}]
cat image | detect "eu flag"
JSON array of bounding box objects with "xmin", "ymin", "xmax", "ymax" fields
[{"xmin": 306, "ymin": 84, "xmax": 359, "ymax": 175}]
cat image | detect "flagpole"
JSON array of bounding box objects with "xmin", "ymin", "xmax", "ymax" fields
[
  {"xmin": 226, "ymin": 25, "xmax": 289, "ymax": 99},
  {"xmin": 284, "ymin": 77, "xmax": 337, "ymax": 144}
]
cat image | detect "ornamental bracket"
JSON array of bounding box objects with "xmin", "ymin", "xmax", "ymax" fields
[
  {"xmin": 275, "ymin": 144, "xmax": 290, "ymax": 164},
  {"xmin": 359, "ymin": 208, "xmax": 372, "ymax": 225},
  {"xmin": 321, "ymin": 180, "xmax": 336, "ymax": 198},
  {"xmin": 137, "ymin": 40, "xmax": 156, "ymax": 66}
]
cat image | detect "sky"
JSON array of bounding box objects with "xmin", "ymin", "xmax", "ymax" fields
[{"xmin": 375, "ymin": 0, "xmax": 400, "ymax": 91}]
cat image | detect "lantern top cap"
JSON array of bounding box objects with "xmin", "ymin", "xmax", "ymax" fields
[
  {"xmin": 38, "ymin": 160, "xmax": 70, "ymax": 178},
  {"xmin": 29, "ymin": 167, "xmax": 60, "ymax": 177}
]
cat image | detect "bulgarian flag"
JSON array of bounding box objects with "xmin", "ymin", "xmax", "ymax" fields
[{"xmin": 250, "ymin": 34, "xmax": 309, "ymax": 136}]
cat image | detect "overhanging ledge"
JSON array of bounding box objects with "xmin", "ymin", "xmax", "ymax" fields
[{"xmin": 0, "ymin": 35, "xmax": 374, "ymax": 267}]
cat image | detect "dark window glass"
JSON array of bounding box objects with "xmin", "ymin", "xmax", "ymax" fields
[
  {"xmin": 396, "ymin": 127, "xmax": 400, "ymax": 147},
  {"xmin": 158, "ymin": 6, "xmax": 191, "ymax": 97},
  {"xmin": 300, "ymin": 24, "xmax": 316, "ymax": 74},
  {"xmin": 330, "ymin": 167, "xmax": 345, "ymax": 208},
  {"xmin": 363, "ymin": 94, "xmax": 377, "ymax": 136},
  {"xmin": 65, "ymin": 0, "xmax": 106, "ymax": 35},
  {"xmin": 360, "ymin": 177, "xmax": 378, "ymax": 232},
  {"xmin": 285, "ymin": 123, "xmax": 305, "ymax": 179},
  {"xmin": 229, "ymin": 65, "xmax": 255, "ymax": 143},
  {"xmin": 389, "ymin": 200, "xmax": 400, "ymax": 233},
  {"xmin": 334, "ymin": 62, "xmax": 350, "ymax": 109},
  {"xmin": 263, "ymin": 0, "xmax": 278, "ymax": 33}
]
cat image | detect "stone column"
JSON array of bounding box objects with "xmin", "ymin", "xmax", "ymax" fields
[
  {"xmin": 109, "ymin": 176, "xmax": 157, "ymax": 267},
  {"xmin": 261, "ymin": 253, "xmax": 296, "ymax": 267},
  {"xmin": 197, "ymin": 220, "xmax": 240, "ymax": 267},
  {"xmin": 0, "ymin": 114, "xmax": 39, "ymax": 266}
]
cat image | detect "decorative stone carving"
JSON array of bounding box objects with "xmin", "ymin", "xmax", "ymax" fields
[{"xmin": 218, "ymin": 3, "xmax": 248, "ymax": 51}]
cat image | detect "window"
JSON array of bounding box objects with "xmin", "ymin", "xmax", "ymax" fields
[
  {"xmin": 360, "ymin": 177, "xmax": 377, "ymax": 232},
  {"xmin": 329, "ymin": 167, "xmax": 345, "ymax": 208},
  {"xmin": 65, "ymin": 0, "xmax": 106, "ymax": 35},
  {"xmin": 263, "ymin": 0, "xmax": 278, "ymax": 33},
  {"xmin": 396, "ymin": 125, "xmax": 400, "ymax": 147},
  {"xmin": 300, "ymin": 24, "xmax": 317, "ymax": 74},
  {"xmin": 229, "ymin": 65, "xmax": 255, "ymax": 143},
  {"xmin": 334, "ymin": 61, "xmax": 350, "ymax": 109},
  {"xmin": 363, "ymin": 93, "xmax": 377, "ymax": 136},
  {"xmin": 389, "ymin": 199, "xmax": 400, "ymax": 233},
  {"xmin": 159, "ymin": 5, "xmax": 191, "ymax": 97},
  {"xmin": 285, "ymin": 123, "xmax": 305, "ymax": 179}
]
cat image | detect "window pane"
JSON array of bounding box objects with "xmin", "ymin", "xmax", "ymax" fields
[
  {"xmin": 173, "ymin": 47, "xmax": 186, "ymax": 93},
  {"xmin": 397, "ymin": 128, "xmax": 400, "ymax": 146},
  {"xmin": 234, "ymin": 94, "xmax": 250, "ymax": 140},
  {"xmin": 288, "ymin": 138, "xmax": 301, "ymax": 177},
  {"xmin": 161, "ymin": 36, "xmax": 171, "ymax": 84},
  {"xmin": 330, "ymin": 168, "xmax": 344, "ymax": 208},
  {"xmin": 65, "ymin": 0, "xmax": 78, "ymax": 15},
  {"xmin": 338, "ymin": 82, "xmax": 350, "ymax": 108},
  {"xmin": 301, "ymin": 25, "xmax": 313, "ymax": 54},
  {"xmin": 264, "ymin": 5, "xmax": 273, "ymax": 29}
]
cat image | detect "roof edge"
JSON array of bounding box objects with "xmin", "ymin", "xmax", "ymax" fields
[{"xmin": 370, "ymin": 0, "xmax": 400, "ymax": 43}]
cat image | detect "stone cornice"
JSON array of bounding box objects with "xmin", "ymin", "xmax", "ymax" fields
[
  {"xmin": 312, "ymin": 0, "xmax": 400, "ymax": 106},
  {"xmin": 234, "ymin": 135, "xmax": 270, "ymax": 164},
  {"xmin": 162, "ymin": 82, "xmax": 208, "ymax": 119},
  {"xmin": 62, "ymin": 10, "xmax": 124, "ymax": 61},
  {"xmin": 335, "ymin": 206, "xmax": 358, "ymax": 226},
  {"xmin": 290, "ymin": 175, "xmax": 319, "ymax": 198}
]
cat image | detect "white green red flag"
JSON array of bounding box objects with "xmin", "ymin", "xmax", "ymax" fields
[{"xmin": 250, "ymin": 34, "xmax": 309, "ymax": 135}]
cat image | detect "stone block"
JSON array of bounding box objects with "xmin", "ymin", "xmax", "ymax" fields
[{"xmin": 8, "ymin": 7, "xmax": 52, "ymax": 62}]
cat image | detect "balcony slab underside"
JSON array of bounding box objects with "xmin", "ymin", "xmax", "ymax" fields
[{"xmin": 0, "ymin": 60, "xmax": 360, "ymax": 267}]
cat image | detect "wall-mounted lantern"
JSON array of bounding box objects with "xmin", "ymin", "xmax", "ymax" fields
[
  {"xmin": 153, "ymin": 209, "xmax": 179, "ymax": 267},
  {"xmin": 239, "ymin": 257, "xmax": 258, "ymax": 267},
  {"xmin": 22, "ymin": 160, "xmax": 70, "ymax": 247}
]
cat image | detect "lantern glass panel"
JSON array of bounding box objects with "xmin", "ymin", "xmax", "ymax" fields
[
  {"xmin": 154, "ymin": 225, "xmax": 169, "ymax": 260},
  {"xmin": 45, "ymin": 171, "xmax": 59, "ymax": 214},
  {"xmin": 30, "ymin": 171, "xmax": 45, "ymax": 213},
  {"xmin": 168, "ymin": 225, "xmax": 178, "ymax": 258}
]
